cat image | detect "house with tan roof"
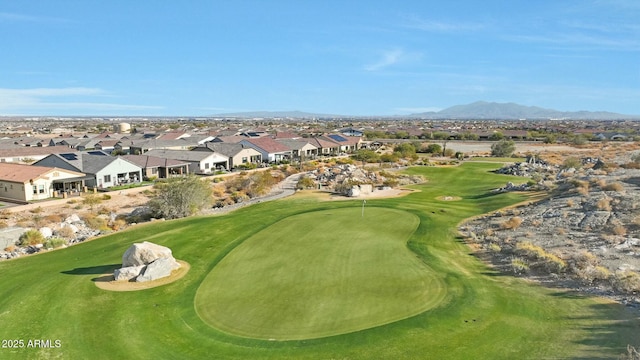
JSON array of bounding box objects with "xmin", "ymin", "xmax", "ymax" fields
[
  {"xmin": 0, "ymin": 163, "xmax": 87, "ymax": 203},
  {"xmin": 121, "ymin": 154, "xmax": 190, "ymax": 179}
]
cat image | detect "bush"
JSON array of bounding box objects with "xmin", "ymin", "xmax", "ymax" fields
[
  {"xmin": 56, "ymin": 226, "xmax": 76, "ymax": 239},
  {"xmin": 148, "ymin": 175, "xmax": 213, "ymax": 219},
  {"xmin": 83, "ymin": 215, "xmax": 109, "ymax": 231},
  {"xmin": 491, "ymin": 140, "xmax": 515, "ymax": 157},
  {"xmin": 511, "ymin": 257, "xmax": 529, "ymax": 273},
  {"xmin": 101, "ymin": 194, "xmax": 112, "ymax": 200},
  {"xmin": 614, "ymin": 271, "xmax": 640, "ymax": 293},
  {"xmin": 44, "ymin": 237, "xmax": 67, "ymax": 250},
  {"xmin": 18, "ymin": 229, "xmax": 45, "ymax": 246},
  {"xmin": 296, "ymin": 176, "xmax": 316, "ymax": 190},
  {"xmin": 500, "ymin": 216, "xmax": 523, "ymax": 230},
  {"xmin": 602, "ymin": 182, "xmax": 624, "ymax": 192}
]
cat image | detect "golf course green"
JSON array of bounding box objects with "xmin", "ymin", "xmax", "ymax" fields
[
  {"xmin": 196, "ymin": 207, "xmax": 445, "ymax": 340},
  {"xmin": 0, "ymin": 162, "xmax": 638, "ymax": 359}
]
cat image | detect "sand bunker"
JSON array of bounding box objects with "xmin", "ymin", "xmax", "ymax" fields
[
  {"xmin": 94, "ymin": 260, "xmax": 190, "ymax": 292},
  {"xmin": 437, "ymin": 195, "xmax": 462, "ymax": 201}
]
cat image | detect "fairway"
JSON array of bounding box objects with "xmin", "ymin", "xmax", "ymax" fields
[
  {"xmin": 195, "ymin": 207, "xmax": 446, "ymax": 340},
  {"xmin": 1, "ymin": 163, "xmax": 639, "ymax": 359}
]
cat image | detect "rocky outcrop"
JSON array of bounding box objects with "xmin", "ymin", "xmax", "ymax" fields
[{"xmin": 113, "ymin": 241, "xmax": 180, "ymax": 282}]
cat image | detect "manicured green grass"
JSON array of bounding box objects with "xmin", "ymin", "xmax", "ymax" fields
[
  {"xmin": 196, "ymin": 207, "xmax": 446, "ymax": 340},
  {"xmin": 0, "ymin": 162, "xmax": 637, "ymax": 359}
]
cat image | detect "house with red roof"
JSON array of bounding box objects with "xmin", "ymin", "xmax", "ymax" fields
[
  {"xmin": 0, "ymin": 163, "xmax": 87, "ymax": 203},
  {"xmin": 239, "ymin": 137, "xmax": 292, "ymax": 163}
]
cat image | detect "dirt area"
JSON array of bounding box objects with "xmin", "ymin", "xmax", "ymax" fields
[{"xmin": 94, "ymin": 260, "xmax": 190, "ymax": 292}]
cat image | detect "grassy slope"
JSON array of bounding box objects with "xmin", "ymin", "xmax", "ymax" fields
[{"xmin": 0, "ymin": 162, "xmax": 637, "ymax": 359}]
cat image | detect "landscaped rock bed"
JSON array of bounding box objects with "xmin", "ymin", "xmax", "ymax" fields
[{"xmin": 462, "ymin": 164, "xmax": 640, "ymax": 307}]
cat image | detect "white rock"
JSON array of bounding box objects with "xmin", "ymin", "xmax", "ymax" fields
[
  {"xmin": 135, "ymin": 257, "xmax": 180, "ymax": 282},
  {"xmin": 122, "ymin": 241, "xmax": 174, "ymax": 267},
  {"xmin": 38, "ymin": 227, "xmax": 53, "ymax": 238},
  {"xmin": 65, "ymin": 214, "xmax": 81, "ymax": 223},
  {"xmin": 114, "ymin": 265, "xmax": 146, "ymax": 281}
]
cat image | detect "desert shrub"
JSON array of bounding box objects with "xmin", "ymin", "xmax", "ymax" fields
[
  {"xmin": 612, "ymin": 224, "xmax": 627, "ymax": 236},
  {"xmin": 97, "ymin": 206, "xmax": 114, "ymax": 216},
  {"xmin": 296, "ymin": 176, "xmax": 316, "ymax": 190},
  {"xmin": 382, "ymin": 178, "xmax": 399, "ymax": 187},
  {"xmin": 602, "ymin": 182, "xmax": 624, "ymax": 192},
  {"xmin": 516, "ymin": 241, "xmax": 566, "ymax": 273},
  {"xmin": 570, "ymin": 180, "xmax": 590, "ymax": 196},
  {"xmin": 511, "ymin": 257, "xmax": 529, "ymax": 273},
  {"xmin": 0, "ymin": 220, "xmax": 7, "ymax": 229},
  {"xmin": 483, "ymin": 228, "xmax": 495, "ymax": 237},
  {"xmin": 572, "ymin": 251, "xmax": 599, "ymax": 270},
  {"xmin": 557, "ymin": 227, "xmax": 567, "ymax": 235},
  {"xmin": 597, "ymin": 198, "xmax": 612, "ymax": 211},
  {"xmin": 56, "ymin": 226, "xmax": 75, "ymax": 239},
  {"xmin": 30, "ymin": 206, "xmax": 43, "ymax": 214},
  {"xmin": 101, "ymin": 194, "xmax": 112, "ymax": 200},
  {"xmin": 4, "ymin": 245, "xmax": 16, "ymax": 252},
  {"xmin": 44, "ymin": 214, "xmax": 63, "ymax": 223},
  {"xmin": 110, "ymin": 218, "xmax": 127, "ymax": 231},
  {"xmin": 531, "ymin": 219, "xmax": 542, "ymax": 227},
  {"xmin": 489, "ymin": 243, "xmax": 501, "ymax": 252},
  {"xmin": 0, "ymin": 209, "xmax": 11, "ymax": 219},
  {"xmin": 18, "ymin": 229, "xmax": 45, "ymax": 246},
  {"xmin": 43, "ymin": 237, "xmax": 67, "ymax": 250},
  {"xmin": 562, "ymin": 157, "xmax": 582, "ymax": 170},
  {"xmin": 614, "ymin": 270, "xmax": 640, "ymax": 293},
  {"xmin": 543, "ymin": 253, "xmax": 567, "ymax": 273},
  {"xmin": 82, "ymin": 194, "xmax": 102, "ymax": 210},
  {"xmin": 66, "ymin": 199, "xmax": 77, "ymax": 204},
  {"xmin": 83, "ymin": 215, "xmax": 109, "ymax": 231},
  {"xmin": 500, "ymin": 216, "xmax": 523, "ymax": 230},
  {"xmin": 566, "ymin": 199, "xmax": 575, "ymax": 207}
]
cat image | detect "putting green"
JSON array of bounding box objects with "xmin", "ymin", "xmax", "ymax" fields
[{"xmin": 195, "ymin": 207, "xmax": 446, "ymax": 340}]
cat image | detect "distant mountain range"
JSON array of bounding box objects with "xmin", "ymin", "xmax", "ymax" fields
[
  {"xmin": 408, "ymin": 101, "xmax": 639, "ymax": 120},
  {"xmin": 212, "ymin": 102, "xmax": 639, "ymax": 120}
]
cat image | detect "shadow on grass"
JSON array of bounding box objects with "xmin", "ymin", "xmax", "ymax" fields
[{"xmin": 61, "ymin": 264, "xmax": 121, "ymax": 276}]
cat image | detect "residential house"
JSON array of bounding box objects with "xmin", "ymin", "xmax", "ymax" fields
[
  {"xmin": 274, "ymin": 139, "xmax": 318, "ymax": 159},
  {"xmin": 0, "ymin": 146, "xmax": 79, "ymax": 164},
  {"xmin": 191, "ymin": 143, "xmax": 261, "ymax": 169},
  {"xmin": 122, "ymin": 154, "xmax": 190, "ymax": 179},
  {"xmin": 144, "ymin": 149, "xmax": 229, "ymax": 174},
  {"xmin": 34, "ymin": 152, "xmax": 143, "ymax": 189},
  {"xmin": 0, "ymin": 163, "xmax": 87, "ymax": 203},
  {"xmin": 238, "ymin": 137, "xmax": 292, "ymax": 163}
]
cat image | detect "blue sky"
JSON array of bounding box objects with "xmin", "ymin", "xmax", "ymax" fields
[{"xmin": 1, "ymin": 0, "xmax": 639, "ymax": 116}]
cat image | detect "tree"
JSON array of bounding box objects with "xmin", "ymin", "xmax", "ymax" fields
[
  {"xmin": 489, "ymin": 131, "xmax": 505, "ymax": 141},
  {"xmin": 393, "ymin": 143, "xmax": 417, "ymax": 158},
  {"xmin": 351, "ymin": 149, "xmax": 380, "ymax": 163},
  {"xmin": 423, "ymin": 143, "xmax": 442, "ymax": 154},
  {"xmin": 148, "ymin": 175, "xmax": 213, "ymax": 219},
  {"xmin": 491, "ymin": 139, "xmax": 516, "ymax": 157}
]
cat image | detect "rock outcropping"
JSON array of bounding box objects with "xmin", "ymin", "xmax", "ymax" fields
[{"xmin": 114, "ymin": 241, "xmax": 180, "ymax": 282}]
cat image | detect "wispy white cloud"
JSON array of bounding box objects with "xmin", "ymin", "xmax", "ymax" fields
[
  {"xmin": 401, "ymin": 15, "xmax": 486, "ymax": 33},
  {"xmin": 364, "ymin": 49, "xmax": 424, "ymax": 72},
  {"xmin": 0, "ymin": 87, "xmax": 163, "ymax": 114},
  {"xmin": 0, "ymin": 11, "xmax": 70, "ymax": 24},
  {"xmin": 364, "ymin": 49, "xmax": 404, "ymax": 71},
  {"xmin": 505, "ymin": 32, "xmax": 640, "ymax": 51}
]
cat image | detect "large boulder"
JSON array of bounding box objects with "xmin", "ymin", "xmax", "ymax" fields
[
  {"xmin": 114, "ymin": 241, "xmax": 181, "ymax": 282},
  {"xmin": 114, "ymin": 265, "xmax": 146, "ymax": 281},
  {"xmin": 135, "ymin": 257, "xmax": 181, "ymax": 282},
  {"xmin": 122, "ymin": 241, "xmax": 174, "ymax": 267}
]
